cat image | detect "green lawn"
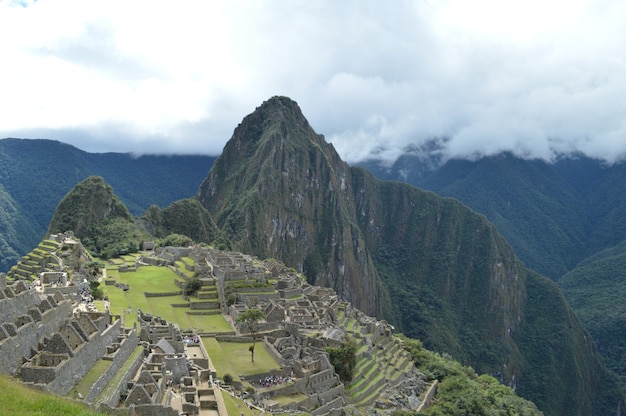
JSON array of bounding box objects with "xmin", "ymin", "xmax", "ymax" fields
[
  {"xmin": 0, "ymin": 375, "xmax": 107, "ymax": 416},
  {"xmin": 203, "ymin": 338, "xmax": 281, "ymax": 381},
  {"xmin": 104, "ymin": 264, "xmax": 232, "ymax": 332}
]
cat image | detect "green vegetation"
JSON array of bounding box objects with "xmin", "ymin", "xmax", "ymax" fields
[
  {"xmin": 364, "ymin": 153, "xmax": 626, "ymax": 393},
  {"xmin": 70, "ymin": 359, "xmax": 112, "ymax": 399},
  {"xmin": 192, "ymin": 96, "xmax": 626, "ymax": 414},
  {"xmin": 0, "ymin": 138, "xmax": 214, "ymax": 272},
  {"xmin": 7, "ymin": 98, "xmax": 626, "ymax": 414},
  {"xmin": 104, "ymin": 264, "xmax": 231, "ymax": 332},
  {"xmin": 0, "ymin": 375, "xmax": 108, "ymax": 416},
  {"xmin": 202, "ymin": 338, "xmax": 280, "ymax": 382},
  {"xmin": 183, "ymin": 276, "xmax": 202, "ymax": 296},
  {"xmin": 326, "ymin": 340, "xmax": 357, "ymax": 382},
  {"xmin": 236, "ymin": 309, "xmax": 266, "ymax": 362},
  {"xmin": 89, "ymin": 281, "xmax": 104, "ymax": 299},
  {"xmin": 400, "ymin": 336, "xmax": 542, "ymax": 415},
  {"xmin": 559, "ymin": 245, "xmax": 626, "ymax": 386},
  {"xmin": 222, "ymin": 388, "xmax": 263, "ymax": 416}
]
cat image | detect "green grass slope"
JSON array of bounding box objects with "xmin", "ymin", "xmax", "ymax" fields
[{"xmin": 0, "ymin": 375, "xmax": 107, "ymax": 416}]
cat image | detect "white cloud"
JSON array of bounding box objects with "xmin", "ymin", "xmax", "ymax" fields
[{"xmin": 1, "ymin": 0, "xmax": 626, "ymax": 162}]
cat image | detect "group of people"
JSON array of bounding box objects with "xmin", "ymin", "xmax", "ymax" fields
[
  {"xmin": 183, "ymin": 335, "xmax": 200, "ymax": 345},
  {"xmin": 258, "ymin": 374, "xmax": 290, "ymax": 389},
  {"xmin": 79, "ymin": 286, "xmax": 97, "ymax": 312}
]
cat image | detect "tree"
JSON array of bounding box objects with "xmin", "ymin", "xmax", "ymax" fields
[
  {"xmin": 183, "ymin": 276, "xmax": 203, "ymax": 297},
  {"xmin": 236, "ymin": 308, "xmax": 265, "ymax": 362},
  {"xmin": 326, "ymin": 340, "xmax": 357, "ymax": 382},
  {"xmin": 89, "ymin": 281, "xmax": 104, "ymax": 300}
]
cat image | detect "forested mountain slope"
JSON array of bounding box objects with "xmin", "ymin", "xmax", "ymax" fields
[
  {"xmin": 0, "ymin": 138, "xmax": 215, "ymax": 271},
  {"xmin": 358, "ymin": 152, "xmax": 626, "ymax": 386},
  {"xmin": 195, "ymin": 96, "xmax": 624, "ymax": 415}
]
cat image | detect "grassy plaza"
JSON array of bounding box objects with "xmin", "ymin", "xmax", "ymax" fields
[{"xmin": 103, "ymin": 264, "xmax": 232, "ymax": 333}]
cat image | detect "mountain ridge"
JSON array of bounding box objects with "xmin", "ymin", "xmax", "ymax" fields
[
  {"xmin": 194, "ymin": 96, "xmax": 624, "ymax": 415},
  {"xmin": 0, "ymin": 137, "xmax": 215, "ymax": 271},
  {"xmin": 2, "ymin": 97, "xmax": 625, "ymax": 414},
  {"xmin": 358, "ymin": 150, "xmax": 626, "ymax": 386}
]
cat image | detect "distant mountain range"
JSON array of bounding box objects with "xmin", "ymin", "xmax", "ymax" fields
[
  {"xmin": 0, "ymin": 138, "xmax": 215, "ymax": 272},
  {"xmin": 2, "ymin": 97, "xmax": 625, "ymax": 415}
]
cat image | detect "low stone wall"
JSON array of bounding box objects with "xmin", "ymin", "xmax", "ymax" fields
[
  {"xmin": 190, "ymin": 301, "xmax": 220, "ymax": 310},
  {"xmin": 43, "ymin": 285, "xmax": 82, "ymax": 296},
  {"xmin": 311, "ymin": 395, "xmax": 345, "ymax": 416},
  {"xmin": 86, "ymin": 329, "xmax": 139, "ymax": 403},
  {"xmin": 280, "ymin": 287, "xmax": 302, "ymax": 298},
  {"xmin": 96, "ymin": 403, "xmax": 179, "ymax": 416},
  {"xmin": 143, "ymin": 291, "xmax": 181, "ymax": 297},
  {"xmin": 416, "ymin": 380, "xmax": 438, "ymax": 412}
]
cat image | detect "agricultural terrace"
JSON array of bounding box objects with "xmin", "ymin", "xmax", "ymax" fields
[{"xmin": 104, "ymin": 264, "xmax": 232, "ymax": 333}]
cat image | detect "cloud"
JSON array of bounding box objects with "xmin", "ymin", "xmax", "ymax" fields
[{"xmin": 1, "ymin": 0, "xmax": 626, "ymax": 164}]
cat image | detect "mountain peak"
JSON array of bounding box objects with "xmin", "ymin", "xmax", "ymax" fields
[{"xmin": 235, "ymin": 95, "xmax": 316, "ymax": 146}]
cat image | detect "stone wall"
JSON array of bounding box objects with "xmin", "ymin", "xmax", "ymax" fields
[
  {"xmin": 21, "ymin": 317, "xmax": 124, "ymax": 395},
  {"xmin": 0, "ymin": 293, "xmax": 73, "ymax": 375},
  {"xmin": 99, "ymin": 345, "xmax": 146, "ymax": 408},
  {"xmin": 416, "ymin": 380, "xmax": 438, "ymax": 412},
  {"xmin": 86, "ymin": 329, "xmax": 139, "ymax": 403}
]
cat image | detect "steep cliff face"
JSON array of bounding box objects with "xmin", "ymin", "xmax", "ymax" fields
[
  {"xmin": 197, "ymin": 96, "xmax": 386, "ymax": 316},
  {"xmin": 196, "ymin": 96, "xmax": 624, "ymax": 415},
  {"xmin": 351, "ymin": 171, "xmax": 526, "ymax": 370}
]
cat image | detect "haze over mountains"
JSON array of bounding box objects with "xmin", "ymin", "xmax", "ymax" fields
[{"xmin": 2, "ymin": 96, "xmax": 626, "ymax": 415}]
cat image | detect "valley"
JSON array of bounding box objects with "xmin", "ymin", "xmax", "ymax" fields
[{"xmin": 0, "ymin": 96, "xmax": 624, "ymax": 415}]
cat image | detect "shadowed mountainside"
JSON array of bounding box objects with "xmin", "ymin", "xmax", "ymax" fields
[
  {"xmin": 195, "ymin": 96, "xmax": 624, "ymax": 415},
  {"xmin": 358, "ymin": 152, "xmax": 626, "ymax": 386}
]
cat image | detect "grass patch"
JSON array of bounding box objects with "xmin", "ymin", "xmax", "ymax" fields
[
  {"xmin": 222, "ymin": 388, "xmax": 263, "ymax": 416},
  {"xmin": 96, "ymin": 346, "xmax": 143, "ymax": 404},
  {"xmin": 70, "ymin": 359, "xmax": 112, "ymax": 399},
  {"xmin": 0, "ymin": 375, "xmax": 107, "ymax": 416},
  {"xmin": 174, "ymin": 260, "xmax": 195, "ymax": 277},
  {"xmin": 272, "ymin": 392, "xmax": 308, "ymax": 406},
  {"xmin": 203, "ymin": 339, "xmax": 281, "ymax": 381}
]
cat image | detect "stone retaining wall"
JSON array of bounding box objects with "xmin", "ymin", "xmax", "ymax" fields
[
  {"xmin": 86, "ymin": 329, "xmax": 139, "ymax": 403},
  {"xmin": 99, "ymin": 345, "xmax": 146, "ymax": 408}
]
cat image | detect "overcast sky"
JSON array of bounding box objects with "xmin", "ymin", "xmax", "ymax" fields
[{"xmin": 2, "ymin": 0, "xmax": 626, "ymax": 165}]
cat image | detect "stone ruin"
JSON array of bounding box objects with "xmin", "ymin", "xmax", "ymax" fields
[
  {"xmin": 0, "ymin": 273, "xmax": 137, "ymax": 398},
  {"xmin": 0, "ymin": 241, "xmax": 424, "ymax": 416}
]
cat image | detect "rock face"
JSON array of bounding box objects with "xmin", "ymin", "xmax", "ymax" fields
[
  {"xmin": 196, "ymin": 96, "xmax": 625, "ymax": 415},
  {"xmin": 197, "ymin": 96, "xmax": 386, "ymax": 318}
]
